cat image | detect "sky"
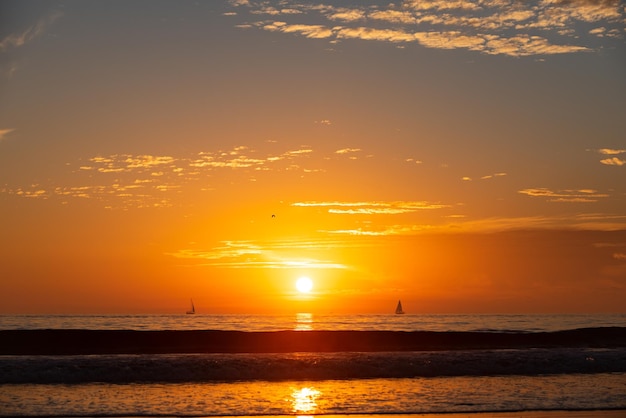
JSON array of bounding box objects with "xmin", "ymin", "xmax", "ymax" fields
[{"xmin": 0, "ymin": 0, "xmax": 625, "ymax": 314}]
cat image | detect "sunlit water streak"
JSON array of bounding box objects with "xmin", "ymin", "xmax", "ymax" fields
[{"xmin": 1, "ymin": 374, "xmax": 625, "ymax": 416}]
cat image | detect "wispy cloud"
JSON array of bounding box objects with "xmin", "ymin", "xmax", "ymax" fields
[
  {"xmin": 597, "ymin": 148, "xmax": 626, "ymax": 155},
  {"xmin": 168, "ymin": 239, "xmax": 347, "ymax": 269},
  {"xmin": 462, "ymin": 172, "xmax": 507, "ymax": 181},
  {"xmin": 335, "ymin": 148, "xmax": 361, "ymax": 154},
  {"xmin": 0, "ymin": 12, "xmax": 63, "ymax": 52},
  {"xmin": 518, "ymin": 188, "xmax": 609, "ymax": 202},
  {"xmin": 444, "ymin": 213, "xmax": 626, "ymax": 232},
  {"xmin": 293, "ymin": 200, "xmax": 450, "ymax": 214},
  {"xmin": 0, "ymin": 129, "xmax": 16, "ymax": 141},
  {"xmin": 231, "ymin": 0, "xmax": 623, "ymax": 57},
  {"xmin": 334, "ymin": 148, "xmax": 362, "ymax": 160},
  {"xmin": 321, "ymin": 212, "xmax": 626, "ymax": 236},
  {"xmin": 322, "ymin": 224, "xmax": 432, "ymax": 236}
]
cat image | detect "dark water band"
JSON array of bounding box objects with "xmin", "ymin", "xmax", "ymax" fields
[{"xmin": 1, "ymin": 327, "xmax": 625, "ymax": 355}]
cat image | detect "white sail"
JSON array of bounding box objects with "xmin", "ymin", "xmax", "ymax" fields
[{"xmin": 395, "ymin": 300, "xmax": 404, "ymax": 315}]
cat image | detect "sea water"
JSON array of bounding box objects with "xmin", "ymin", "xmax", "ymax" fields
[
  {"xmin": 1, "ymin": 314, "xmax": 625, "ymax": 417},
  {"xmin": 2, "ymin": 313, "xmax": 625, "ymax": 332}
]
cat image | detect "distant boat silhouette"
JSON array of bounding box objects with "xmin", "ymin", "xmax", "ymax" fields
[
  {"xmin": 186, "ymin": 299, "xmax": 195, "ymax": 315},
  {"xmin": 395, "ymin": 300, "xmax": 405, "ymax": 315}
]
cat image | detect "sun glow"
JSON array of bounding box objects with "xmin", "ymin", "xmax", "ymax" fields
[{"xmin": 295, "ymin": 276, "xmax": 313, "ymax": 293}]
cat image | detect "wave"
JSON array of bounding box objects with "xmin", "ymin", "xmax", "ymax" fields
[
  {"xmin": 1, "ymin": 327, "xmax": 625, "ymax": 384},
  {"xmin": 2, "ymin": 348, "xmax": 626, "ymax": 384},
  {"xmin": 1, "ymin": 327, "xmax": 625, "ymax": 355}
]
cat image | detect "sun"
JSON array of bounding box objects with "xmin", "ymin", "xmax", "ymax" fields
[{"xmin": 295, "ymin": 276, "xmax": 313, "ymax": 293}]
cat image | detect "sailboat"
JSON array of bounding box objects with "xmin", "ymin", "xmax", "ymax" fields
[
  {"xmin": 186, "ymin": 299, "xmax": 195, "ymax": 315},
  {"xmin": 395, "ymin": 300, "xmax": 405, "ymax": 315}
]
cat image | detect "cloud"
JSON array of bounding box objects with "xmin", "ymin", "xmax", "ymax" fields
[
  {"xmin": 597, "ymin": 148, "xmax": 625, "ymax": 155},
  {"xmin": 0, "ymin": 12, "xmax": 63, "ymax": 53},
  {"xmin": 614, "ymin": 253, "xmax": 626, "ymax": 261},
  {"xmin": 168, "ymin": 239, "xmax": 347, "ymax": 269},
  {"xmin": 480, "ymin": 172, "xmax": 507, "ymax": 180},
  {"xmin": 0, "ymin": 128, "xmax": 16, "ymax": 141},
  {"xmin": 518, "ymin": 188, "xmax": 609, "ymax": 202},
  {"xmin": 293, "ymin": 200, "xmax": 450, "ymax": 214},
  {"xmin": 263, "ymin": 22, "xmax": 334, "ymax": 39},
  {"xmin": 445, "ymin": 213, "xmax": 626, "ymax": 232},
  {"xmin": 231, "ymin": 0, "xmax": 623, "ymax": 57},
  {"xmin": 600, "ymin": 157, "xmax": 626, "ymax": 166},
  {"xmin": 4, "ymin": 145, "xmax": 324, "ymax": 209},
  {"xmin": 322, "ymin": 224, "xmax": 432, "ymax": 236},
  {"xmin": 335, "ymin": 148, "xmax": 361, "ymax": 154},
  {"xmin": 589, "ymin": 149, "xmax": 626, "ymax": 166}
]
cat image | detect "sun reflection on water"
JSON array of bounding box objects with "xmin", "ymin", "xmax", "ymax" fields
[
  {"xmin": 291, "ymin": 386, "xmax": 320, "ymax": 414},
  {"xmin": 294, "ymin": 312, "xmax": 313, "ymax": 331}
]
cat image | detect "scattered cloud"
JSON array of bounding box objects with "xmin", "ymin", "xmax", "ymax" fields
[
  {"xmin": 518, "ymin": 188, "xmax": 609, "ymax": 202},
  {"xmin": 230, "ymin": 0, "xmax": 623, "ymax": 57},
  {"xmin": 588, "ymin": 148, "xmax": 626, "ymax": 166},
  {"xmin": 0, "ymin": 129, "xmax": 16, "ymax": 141},
  {"xmin": 2, "ymin": 145, "xmax": 322, "ymax": 209}
]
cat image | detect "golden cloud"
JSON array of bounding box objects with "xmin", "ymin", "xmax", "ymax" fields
[
  {"xmin": 518, "ymin": 188, "xmax": 609, "ymax": 202},
  {"xmin": 597, "ymin": 148, "xmax": 626, "ymax": 155},
  {"xmin": 293, "ymin": 200, "xmax": 450, "ymax": 213},
  {"xmin": 168, "ymin": 239, "xmax": 347, "ymax": 269},
  {"xmin": 232, "ymin": 0, "xmax": 622, "ymax": 57},
  {"xmin": 600, "ymin": 157, "xmax": 626, "ymax": 166}
]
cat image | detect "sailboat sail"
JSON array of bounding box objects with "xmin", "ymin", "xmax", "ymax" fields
[
  {"xmin": 395, "ymin": 300, "xmax": 404, "ymax": 315},
  {"xmin": 186, "ymin": 299, "xmax": 195, "ymax": 315}
]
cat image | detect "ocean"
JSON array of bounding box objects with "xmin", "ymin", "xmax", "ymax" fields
[{"xmin": 1, "ymin": 313, "xmax": 625, "ymax": 417}]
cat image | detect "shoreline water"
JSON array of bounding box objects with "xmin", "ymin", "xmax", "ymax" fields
[
  {"xmin": 10, "ymin": 412, "xmax": 625, "ymax": 418},
  {"xmin": 229, "ymin": 413, "xmax": 626, "ymax": 418},
  {"xmin": 225, "ymin": 413, "xmax": 626, "ymax": 418}
]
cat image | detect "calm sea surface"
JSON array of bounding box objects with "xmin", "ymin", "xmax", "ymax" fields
[
  {"xmin": 2, "ymin": 312, "xmax": 625, "ymax": 332},
  {"xmin": 1, "ymin": 314, "xmax": 625, "ymax": 417}
]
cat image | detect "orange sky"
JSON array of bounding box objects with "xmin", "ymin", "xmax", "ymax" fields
[{"xmin": 1, "ymin": 0, "xmax": 625, "ymax": 314}]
